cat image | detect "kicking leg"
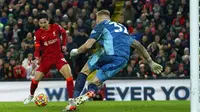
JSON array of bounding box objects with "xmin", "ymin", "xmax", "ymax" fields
[
  {"xmin": 74, "ymin": 70, "xmax": 103, "ymax": 105},
  {"xmin": 23, "ymin": 71, "xmax": 44, "ymax": 105},
  {"xmin": 24, "ymin": 58, "xmax": 52, "ymax": 105},
  {"xmin": 75, "ymin": 58, "xmax": 127, "ymax": 105},
  {"xmin": 73, "ymin": 62, "xmax": 94, "ymax": 98}
]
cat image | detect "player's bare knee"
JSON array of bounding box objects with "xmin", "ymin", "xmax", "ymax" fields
[
  {"xmin": 60, "ymin": 64, "xmax": 73, "ymax": 78},
  {"xmin": 81, "ymin": 71, "xmax": 90, "ymax": 76},
  {"xmin": 81, "ymin": 64, "xmax": 91, "ymax": 75},
  {"xmin": 81, "ymin": 67, "xmax": 91, "ymax": 75},
  {"xmin": 33, "ymin": 71, "xmax": 44, "ymax": 81}
]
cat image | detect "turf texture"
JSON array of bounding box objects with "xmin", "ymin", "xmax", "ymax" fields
[{"xmin": 0, "ymin": 101, "xmax": 189, "ymax": 112}]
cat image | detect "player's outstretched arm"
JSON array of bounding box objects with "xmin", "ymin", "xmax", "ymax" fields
[
  {"xmin": 131, "ymin": 40, "xmax": 163, "ymax": 74},
  {"xmin": 70, "ymin": 38, "xmax": 96, "ymax": 57}
]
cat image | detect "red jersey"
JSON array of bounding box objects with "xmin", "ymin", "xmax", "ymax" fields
[{"xmin": 34, "ymin": 24, "xmax": 67, "ymax": 59}]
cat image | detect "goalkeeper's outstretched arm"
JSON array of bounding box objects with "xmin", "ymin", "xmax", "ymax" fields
[
  {"xmin": 70, "ymin": 38, "xmax": 96, "ymax": 57},
  {"xmin": 131, "ymin": 40, "xmax": 152, "ymax": 64},
  {"xmin": 131, "ymin": 40, "xmax": 163, "ymax": 74}
]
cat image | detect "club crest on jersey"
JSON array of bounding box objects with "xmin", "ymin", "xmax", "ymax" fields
[
  {"xmin": 91, "ymin": 30, "xmax": 96, "ymax": 34},
  {"xmin": 53, "ymin": 31, "xmax": 56, "ymax": 36}
]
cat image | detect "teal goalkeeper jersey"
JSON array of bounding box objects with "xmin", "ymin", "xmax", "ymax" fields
[{"xmin": 89, "ymin": 20, "xmax": 134, "ymax": 59}]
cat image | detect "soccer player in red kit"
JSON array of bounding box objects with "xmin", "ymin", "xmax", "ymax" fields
[{"xmin": 23, "ymin": 13, "xmax": 74, "ymax": 104}]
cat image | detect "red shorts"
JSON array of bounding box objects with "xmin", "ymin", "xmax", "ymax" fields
[{"xmin": 37, "ymin": 57, "xmax": 68, "ymax": 74}]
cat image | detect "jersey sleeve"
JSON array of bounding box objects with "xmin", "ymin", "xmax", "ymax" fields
[
  {"xmin": 34, "ymin": 31, "xmax": 41, "ymax": 58},
  {"xmin": 57, "ymin": 24, "xmax": 66, "ymax": 34},
  {"xmin": 57, "ymin": 24, "xmax": 67, "ymax": 46},
  {"xmin": 89, "ymin": 23, "xmax": 104, "ymax": 40}
]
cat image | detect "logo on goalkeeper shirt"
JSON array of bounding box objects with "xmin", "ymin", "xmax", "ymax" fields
[{"xmin": 91, "ymin": 30, "xmax": 96, "ymax": 34}]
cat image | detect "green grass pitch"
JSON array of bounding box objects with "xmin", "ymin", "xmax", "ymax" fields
[{"xmin": 0, "ymin": 101, "xmax": 189, "ymax": 112}]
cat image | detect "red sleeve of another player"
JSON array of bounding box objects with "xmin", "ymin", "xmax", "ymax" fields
[
  {"xmin": 58, "ymin": 24, "xmax": 67, "ymax": 46},
  {"xmin": 34, "ymin": 31, "xmax": 41, "ymax": 58}
]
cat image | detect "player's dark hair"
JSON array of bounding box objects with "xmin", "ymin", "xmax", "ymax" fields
[
  {"xmin": 37, "ymin": 13, "xmax": 48, "ymax": 20},
  {"xmin": 49, "ymin": 18, "xmax": 54, "ymax": 24},
  {"xmin": 96, "ymin": 10, "xmax": 110, "ymax": 17}
]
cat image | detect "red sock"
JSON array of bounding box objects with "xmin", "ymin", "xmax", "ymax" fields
[
  {"xmin": 30, "ymin": 79, "xmax": 39, "ymax": 95},
  {"xmin": 66, "ymin": 77, "xmax": 74, "ymax": 98}
]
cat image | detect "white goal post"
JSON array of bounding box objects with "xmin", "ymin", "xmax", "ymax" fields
[{"xmin": 190, "ymin": 0, "xmax": 199, "ymax": 112}]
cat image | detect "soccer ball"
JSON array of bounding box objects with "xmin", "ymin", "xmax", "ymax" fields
[{"xmin": 34, "ymin": 93, "xmax": 48, "ymax": 107}]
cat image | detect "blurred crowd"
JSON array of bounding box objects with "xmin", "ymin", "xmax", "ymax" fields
[
  {"xmin": 0, "ymin": 0, "xmax": 190, "ymax": 81},
  {"xmin": 119, "ymin": 0, "xmax": 190, "ymax": 79}
]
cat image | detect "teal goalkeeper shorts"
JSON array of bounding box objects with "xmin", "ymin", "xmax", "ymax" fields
[{"xmin": 87, "ymin": 54, "xmax": 127, "ymax": 82}]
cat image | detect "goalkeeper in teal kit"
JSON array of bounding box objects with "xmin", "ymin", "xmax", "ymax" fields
[{"xmin": 64, "ymin": 10, "xmax": 163, "ymax": 111}]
